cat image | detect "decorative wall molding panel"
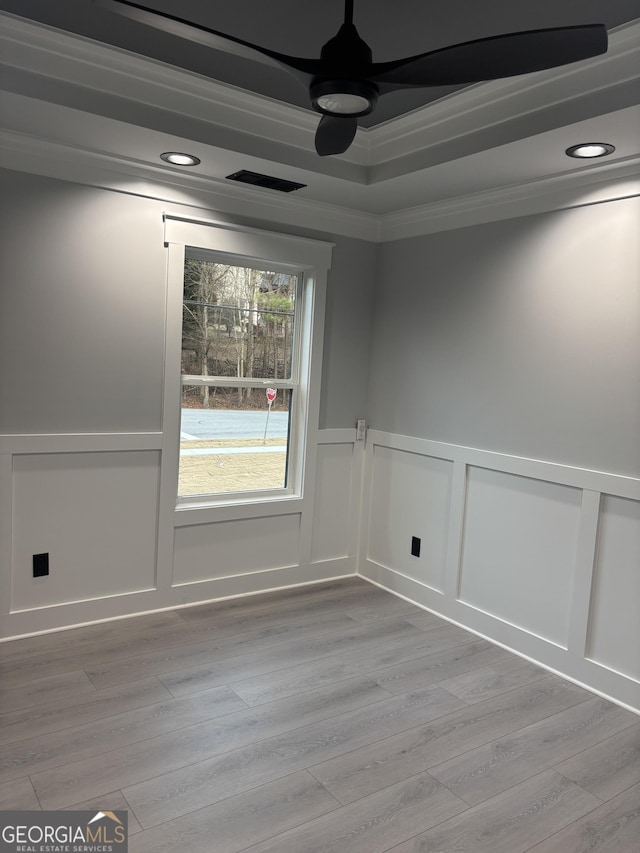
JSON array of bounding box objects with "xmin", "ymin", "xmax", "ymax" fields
[
  {"xmin": 0, "ymin": 429, "xmax": 358, "ymax": 640},
  {"xmin": 359, "ymin": 430, "xmax": 640, "ymax": 714},
  {"xmin": 11, "ymin": 450, "xmax": 160, "ymax": 611},
  {"xmin": 311, "ymin": 441, "xmax": 359, "ymax": 564},
  {"xmin": 367, "ymin": 446, "xmax": 452, "ymax": 594},
  {"xmin": 173, "ymin": 513, "xmax": 302, "ymax": 585},
  {"xmin": 587, "ymin": 495, "xmax": 640, "ymax": 682}
]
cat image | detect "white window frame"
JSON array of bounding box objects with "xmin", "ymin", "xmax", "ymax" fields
[{"xmin": 161, "ymin": 214, "xmax": 332, "ymax": 514}]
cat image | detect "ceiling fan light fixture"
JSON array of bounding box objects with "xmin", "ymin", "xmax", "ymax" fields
[
  {"xmin": 160, "ymin": 151, "xmax": 201, "ymax": 166},
  {"xmin": 311, "ymin": 80, "xmax": 378, "ymax": 117},
  {"xmin": 103, "ymin": 1, "xmax": 609, "ymax": 158},
  {"xmin": 565, "ymin": 143, "xmax": 615, "ymax": 159},
  {"xmin": 316, "ymin": 92, "xmax": 370, "ymax": 114}
]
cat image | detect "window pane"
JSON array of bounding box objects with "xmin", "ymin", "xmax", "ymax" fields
[
  {"xmin": 182, "ymin": 259, "xmax": 296, "ymax": 381},
  {"xmin": 179, "ymin": 385, "xmax": 291, "ymax": 497}
]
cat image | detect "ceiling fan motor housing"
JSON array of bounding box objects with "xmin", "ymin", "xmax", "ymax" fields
[{"xmin": 311, "ymin": 18, "xmax": 379, "ymax": 117}]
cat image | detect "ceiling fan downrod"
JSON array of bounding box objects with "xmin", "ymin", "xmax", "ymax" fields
[{"xmin": 310, "ymin": 0, "xmax": 379, "ymax": 119}]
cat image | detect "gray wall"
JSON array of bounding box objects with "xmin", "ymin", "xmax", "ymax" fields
[
  {"xmin": 367, "ymin": 197, "xmax": 640, "ymax": 477},
  {"xmin": 0, "ymin": 168, "xmax": 375, "ymax": 434},
  {"xmin": 0, "ymin": 170, "xmax": 166, "ymax": 433},
  {"xmin": 2, "ymin": 166, "xmax": 636, "ymax": 471},
  {"xmin": 318, "ymin": 236, "xmax": 377, "ymax": 428}
]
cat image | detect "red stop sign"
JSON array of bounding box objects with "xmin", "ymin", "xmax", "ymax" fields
[{"xmin": 266, "ymin": 388, "xmax": 277, "ymax": 403}]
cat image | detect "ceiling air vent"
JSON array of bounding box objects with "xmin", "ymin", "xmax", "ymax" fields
[{"xmin": 225, "ymin": 170, "xmax": 306, "ymax": 193}]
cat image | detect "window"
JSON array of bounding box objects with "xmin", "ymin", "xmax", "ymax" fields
[
  {"xmin": 163, "ymin": 214, "xmax": 331, "ymax": 510},
  {"xmin": 179, "ymin": 255, "xmax": 300, "ymax": 498}
]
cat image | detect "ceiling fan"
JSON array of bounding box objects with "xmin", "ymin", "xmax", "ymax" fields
[{"xmin": 99, "ymin": 0, "xmax": 608, "ymax": 156}]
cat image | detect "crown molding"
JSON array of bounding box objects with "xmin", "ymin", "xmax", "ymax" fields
[
  {"xmin": 0, "ymin": 129, "xmax": 381, "ymax": 242},
  {"xmin": 3, "ymin": 126, "xmax": 636, "ymax": 244},
  {"xmin": 1, "ymin": 12, "xmax": 637, "ymax": 243},
  {"xmin": 0, "ymin": 11, "xmax": 369, "ymax": 173},
  {"xmin": 368, "ymin": 19, "xmax": 640, "ymax": 174},
  {"xmin": 380, "ymin": 156, "xmax": 640, "ymax": 241},
  {"xmin": 1, "ymin": 11, "xmax": 638, "ymax": 175}
]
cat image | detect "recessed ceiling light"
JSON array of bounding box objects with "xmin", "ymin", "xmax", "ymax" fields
[
  {"xmin": 565, "ymin": 143, "xmax": 615, "ymax": 159},
  {"xmin": 160, "ymin": 152, "xmax": 201, "ymax": 166}
]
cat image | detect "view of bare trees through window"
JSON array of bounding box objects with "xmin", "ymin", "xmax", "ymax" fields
[{"xmin": 179, "ymin": 258, "xmax": 298, "ymax": 497}]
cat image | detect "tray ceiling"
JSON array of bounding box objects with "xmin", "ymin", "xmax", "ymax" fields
[{"xmin": 1, "ymin": 0, "xmax": 638, "ymax": 125}]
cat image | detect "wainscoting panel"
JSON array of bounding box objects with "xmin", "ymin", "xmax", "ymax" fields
[
  {"xmin": 311, "ymin": 442, "xmax": 355, "ymax": 564},
  {"xmin": 1, "ymin": 429, "xmax": 356, "ymax": 639},
  {"xmin": 359, "ymin": 430, "xmax": 640, "ymax": 713},
  {"xmin": 172, "ymin": 512, "xmax": 301, "ymax": 585},
  {"xmin": 11, "ymin": 450, "xmax": 160, "ymax": 611},
  {"xmin": 459, "ymin": 467, "xmax": 582, "ymax": 648},
  {"xmin": 368, "ymin": 445, "xmax": 452, "ymax": 592},
  {"xmin": 587, "ymin": 494, "xmax": 640, "ymax": 681}
]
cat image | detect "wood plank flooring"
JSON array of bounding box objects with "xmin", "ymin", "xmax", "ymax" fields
[{"xmin": 1, "ymin": 577, "xmax": 638, "ymax": 852}]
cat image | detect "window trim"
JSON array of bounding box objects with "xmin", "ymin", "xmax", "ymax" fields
[{"xmin": 161, "ymin": 214, "xmax": 332, "ymax": 515}]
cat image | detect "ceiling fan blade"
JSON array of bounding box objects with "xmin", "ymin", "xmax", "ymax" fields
[
  {"xmin": 371, "ymin": 25, "xmax": 607, "ymax": 88},
  {"xmin": 315, "ymin": 115, "xmax": 358, "ymax": 156},
  {"xmin": 97, "ymin": 0, "xmax": 320, "ymax": 80}
]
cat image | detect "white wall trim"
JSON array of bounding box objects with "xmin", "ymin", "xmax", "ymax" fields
[
  {"xmin": 164, "ymin": 212, "xmax": 334, "ymax": 269},
  {"xmin": 360, "ymin": 575, "xmax": 640, "ymax": 717},
  {"xmin": 0, "ymin": 454, "xmax": 13, "ymax": 634},
  {"xmin": 0, "ymin": 432, "xmax": 163, "ymax": 454},
  {"xmin": 1, "ymin": 564, "xmax": 356, "ymax": 641},
  {"xmin": 369, "ymin": 20, "xmax": 640, "ymax": 166},
  {"xmin": 368, "ymin": 430, "xmax": 640, "ymax": 499},
  {"xmin": 2, "ymin": 126, "xmax": 636, "ymax": 243},
  {"xmin": 567, "ymin": 490, "xmax": 601, "ymax": 657},
  {"xmin": 311, "ymin": 430, "xmax": 361, "ymax": 569},
  {"xmin": 1, "ymin": 12, "xmax": 638, "ymax": 242},
  {"xmin": 174, "ymin": 496, "xmax": 306, "ymax": 527},
  {"xmin": 0, "ymin": 11, "xmax": 368, "ymax": 166},
  {"xmin": 315, "ymin": 428, "xmax": 357, "ymax": 444},
  {"xmin": 380, "ymin": 162, "xmax": 640, "ymax": 240},
  {"xmin": 155, "ymin": 241, "xmax": 183, "ymax": 594},
  {"xmin": 443, "ymin": 461, "xmax": 467, "ymax": 601},
  {"xmin": 2, "ymin": 12, "xmax": 637, "ymax": 170},
  {"xmin": 0, "ymin": 130, "xmax": 381, "ymax": 243},
  {"xmin": 362, "ymin": 560, "xmax": 640, "ymax": 715},
  {"xmin": 359, "ymin": 431, "xmax": 640, "ymax": 713},
  {"xmin": 0, "ymin": 425, "xmax": 356, "ymax": 639}
]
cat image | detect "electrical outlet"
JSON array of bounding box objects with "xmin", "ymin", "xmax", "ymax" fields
[
  {"xmin": 411, "ymin": 536, "xmax": 421, "ymax": 557},
  {"xmin": 33, "ymin": 553, "xmax": 49, "ymax": 578},
  {"xmin": 356, "ymin": 419, "xmax": 367, "ymax": 441}
]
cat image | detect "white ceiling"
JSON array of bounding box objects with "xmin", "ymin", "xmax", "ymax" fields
[{"xmin": 0, "ymin": 4, "xmax": 638, "ymax": 241}]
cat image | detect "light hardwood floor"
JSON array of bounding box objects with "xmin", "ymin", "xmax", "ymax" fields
[{"xmin": 1, "ymin": 578, "xmax": 638, "ymax": 852}]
